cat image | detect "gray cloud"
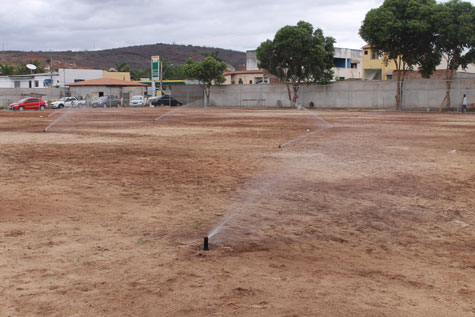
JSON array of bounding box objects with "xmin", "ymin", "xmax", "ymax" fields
[{"xmin": 1, "ymin": 0, "xmax": 471, "ymax": 52}]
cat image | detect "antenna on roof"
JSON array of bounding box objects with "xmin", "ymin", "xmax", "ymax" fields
[{"xmin": 26, "ymin": 64, "xmax": 37, "ymax": 74}]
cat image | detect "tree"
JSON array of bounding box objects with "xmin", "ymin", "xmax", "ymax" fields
[
  {"xmin": 15, "ymin": 64, "xmax": 29, "ymax": 75},
  {"xmin": 184, "ymin": 56, "xmax": 227, "ymax": 107},
  {"xmin": 0, "ymin": 64, "xmax": 15, "ymax": 75},
  {"xmin": 114, "ymin": 61, "xmax": 131, "ymax": 73},
  {"xmin": 256, "ymin": 21, "xmax": 335, "ymax": 107},
  {"xmin": 29, "ymin": 59, "xmax": 45, "ymax": 73},
  {"xmin": 130, "ymin": 69, "xmax": 150, "ymax": 81},
  {"xmin": 360, "ymin": 0, "xmax": 441, "ymax": 110},
  {"xmin": 202, "ymin": 50, "xmax": 224, "ymax": 62},
  {"xmin": 434, "ymin": 0, "xmax": 475, "ymax": 111}
]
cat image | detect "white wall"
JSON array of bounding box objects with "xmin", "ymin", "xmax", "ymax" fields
[
  {"xmin": 57, "ymin": 68, "xmax": 103, "ymax": 87},
  {"xmin": 209, "ymin": 79, "xmax": 475, "ymax": 110},
  {"xmin": 0, "ymin": 74, "xmax": 58, "ymax": 88}
]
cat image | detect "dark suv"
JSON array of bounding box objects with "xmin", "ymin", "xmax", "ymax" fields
[
  {"xmin": 91, "ymin": 95, "xmax": 121, "ymax": 108},
  {"xmin": 151, "ymin": 95, "xmax": 183, "ymax": 107}
]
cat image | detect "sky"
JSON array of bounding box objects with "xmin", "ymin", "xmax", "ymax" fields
[{"xmin": 0, "ymin": 0, "xmax": 472, "ymax": 53}]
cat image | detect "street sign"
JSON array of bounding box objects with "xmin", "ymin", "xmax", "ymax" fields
[{"xmin": 151, "ymin": 56, "xmax": 160, "ymax": 80}]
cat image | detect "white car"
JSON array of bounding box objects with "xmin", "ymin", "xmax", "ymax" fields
[
  {"xmin": 129, "ymin": 96, "xmax": 145, "ymax": 107},
  {"xmin": 50, "ymin": 97, "xmax": 85, "ymax": 109}
]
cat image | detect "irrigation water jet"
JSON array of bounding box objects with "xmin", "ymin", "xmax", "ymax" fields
[
  {"xmin": 203, "ymin": 237, "xmax": 209, "ymax": 251},
  {"xmin": 154, "ymin": 104, "xmax": 191, "ymax": 122},
  {"xmin": 43, "ymin": 107, "xmax": 77, "ymax": 132}
]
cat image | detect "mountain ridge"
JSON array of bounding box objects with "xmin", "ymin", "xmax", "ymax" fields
[{"xmin": 0, "ymin": 43, "xmax": 247, "ymax": 71}]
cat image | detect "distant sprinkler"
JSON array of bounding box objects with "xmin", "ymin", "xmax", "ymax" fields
[{"xmin": 203, "ymin": 237, "xmax": 209, "ymax": 251}]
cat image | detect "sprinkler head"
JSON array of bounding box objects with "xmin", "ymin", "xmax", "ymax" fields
[
  {"xmin": 203, "ymin": 237, "xmax": 209, "ymax": 251},
  {"xmin": 43, "ymin": 129, "xmax": 46, "ymax": 133},
  {"xmin": 278, "ymin": 144, "xmax": 282, "ymax": 148}
]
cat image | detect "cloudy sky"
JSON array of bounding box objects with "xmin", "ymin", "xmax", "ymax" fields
[{"xmin": 1, "ymin": 0, "xmax": 472, "ymax": 53}]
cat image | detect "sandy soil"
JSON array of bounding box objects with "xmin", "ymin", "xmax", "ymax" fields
[{"xmin": 0, "ymin": 107, "xmax": 474, "ymax": 316}]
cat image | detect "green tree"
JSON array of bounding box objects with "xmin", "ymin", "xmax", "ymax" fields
[
  {"xmin": 130, "ymin": 69, "xmax": 150, "ymax": 81},
  {"xmin": 434, "ymin": 0, "xmax": 475, "ymax": 111},
  {"xmin": 29, "ymin": 59, "xmax": 45, "ymax": 73},
  {"xmin": 15, "ymin": 64, "xmax": 29, "ymax": 75},
  {"xmin": 114, "ymin": 61, "xmax": 131, "ymax": 73},
  {"xmin": 256, "ymin": 21, "xmax": 335, "ymax": 107},
  {"xmin": 0, "ymin": 64, "xmax": 15, "ymax": 75},
  {"xmin": 360, "ymin": 0, "xmax": 440, "ymax": 110},
  {"xmin": 184, "ymin": 56, "xmax": 227, "ymax": 106},
  {"xmin": 202, "ymin": 50, "xmax": 224, "ymax": 62}
]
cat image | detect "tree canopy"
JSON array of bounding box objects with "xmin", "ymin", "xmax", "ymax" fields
[
  {"xmin": 359, "ymin": 0, "xmax": 441, "ymax": 110},
  {"xmin": 256, "ymin": 21, "xmax": 335, "ymax": 106},
  {"xmin": 433, "ymin": 0, "xmax": 475, "ymax": 109},
  {"xmin": 184, "ymin": 56, "xmax": 227, "ymax": 106}
]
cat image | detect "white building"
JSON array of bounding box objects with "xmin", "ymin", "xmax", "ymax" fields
[
  {"xmin": 333, "ymin": 47, "xmax": 362, "ymax": 80},
  {"xmin": 56, "ymin": 68, "xmax": 103, "ymax": 87},
  {"xmin": 245, "ymin": 48, "xmax": 363, "ymax": 81},
  {"xmin": 0, "ymin": 73, "xmax": 57, "ymax": 88}
]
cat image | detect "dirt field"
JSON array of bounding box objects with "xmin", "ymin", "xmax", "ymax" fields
[{"xmin": 1, "ymin": 107, "xmax": 474, "ymax": 316}]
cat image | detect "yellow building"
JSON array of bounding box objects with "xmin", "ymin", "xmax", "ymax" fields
[
  {"xmin": 362, "ymin": 45, "xmax": 397, "ymax": 80},
  {"xmin": 103, "ymin": 71, "xmax": 131, "ymax": 81}
]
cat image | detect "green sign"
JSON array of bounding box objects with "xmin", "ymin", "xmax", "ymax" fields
[{"xmin": 151, "ymin": 56, "xmax": 160, "ymax": 79}]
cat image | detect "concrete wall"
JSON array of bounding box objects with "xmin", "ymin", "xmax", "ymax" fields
[
  {"xmin": 209, "ymin": 78, "xmax": 475, "ymax": 110},
  {"xmin": 0, "ymin": 88, "xmax": 64, "ymax": 106},
  {"xmin": 171, "ymin": 85, "xmax": 204, "ymax": 106}
]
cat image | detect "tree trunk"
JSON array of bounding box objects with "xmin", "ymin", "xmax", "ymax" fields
[
  {"xmin": 204, "ymin": 86, "xmax": 211, "ymax": 107},
  {"xmin": 285, "ymin": 82, "xmax": 294, "ymax": 107},
  {"xmin": 394, "ymin": 58, "xmax": 402, "ymax": 111},
  {"xmin": 443, "ymin": 68, "xmax": 454, "ymax": 111},
  {"xmin": 292, "ymin": 84, "xmax": 300, "ymax": 106}
]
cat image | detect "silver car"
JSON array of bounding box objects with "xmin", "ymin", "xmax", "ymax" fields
[{"xmin": 129, "ymin": 96, "xmax": 145, "ymax": 107}]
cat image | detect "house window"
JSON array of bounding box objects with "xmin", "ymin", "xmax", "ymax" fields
[
  {"xmin": 14, "ymin": 81, "xmax": 20, "ymax": 88},
  {"xmin": 238, "ymin": 78, "xmax": 243, "ymax": 84},
  {"xmin": 34, "ymin": 80, "xmax": 39, "ymax": 87},
  {"xmin": 364, "ymin": 50, "xmax": 368, "ymax": 55},
  {"xmin": 351, "ymin": 63, "xmax": 358, "ymax": 69},
  {"xmin": 371, "ymin": 50, "xmax": 381, "ymax": 60},
  {"xmin": 249, "ymin": 80, "xmax": 252, "ymax": 84},
  {"xmin": 231, "ymin": 80, "xmax": 235, "ymax": 84}
]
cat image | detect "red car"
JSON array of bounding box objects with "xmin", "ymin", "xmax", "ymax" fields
[{"xmin": 9, "ymin": 97, "xmax": 47, "ymax": 111}]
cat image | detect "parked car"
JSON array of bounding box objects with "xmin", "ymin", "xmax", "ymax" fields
[
  {"xmin": 9, "ymin": 97, "xmax": 47, "ymax": 111},
  {"xmin": 91, "ymin": 95, "xmax": 121, "ymax": 108},
  {"xmin": 151, "ymin": 95, "xmax": 183, "ymax": 107},
  {"xmin": 129, "ymin": 95, "xmax": 146, "ymax": 107},
  {"xmin": 50, "ymin": 97, "xmax": 86, "ymax": 109}
]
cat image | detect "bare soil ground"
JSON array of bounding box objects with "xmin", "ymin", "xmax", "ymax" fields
[{"xmin": 0, "ymin": 107, "xmax": 474, "ymax": 316}]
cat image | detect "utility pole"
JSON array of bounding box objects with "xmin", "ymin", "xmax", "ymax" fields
[{"xmin": 160, "ymin": 61, "xmax": 163, "ymax": 95}]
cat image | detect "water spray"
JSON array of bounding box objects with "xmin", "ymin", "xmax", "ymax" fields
[
  {"xmin": 203, "ymin": 237, "xmax": 209, "ymax": 251},
  {"xmin": 154, "ymin": 104, "xmax": 191, "ymax": 122}
]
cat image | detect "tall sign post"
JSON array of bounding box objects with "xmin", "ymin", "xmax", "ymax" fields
[{"xmin": 151, "ymin": 56, "xmax": 160, "ymax": 97}]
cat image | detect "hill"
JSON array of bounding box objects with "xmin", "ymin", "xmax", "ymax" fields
[{"xmin": 0, "ymin": 43, "xmax": 247, "ymax": 71}]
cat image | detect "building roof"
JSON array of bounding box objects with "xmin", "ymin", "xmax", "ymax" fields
[
  {"xmin": 224, "ymin": 70, "xmax": 266, "ymax": 76},
  {"xmin": 362, "ymin": 44, "xmax": 372, "ymax": 49},
  {"xmin": 68, "ymin": 78, "xmax": 146, "ymax": 87}
]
